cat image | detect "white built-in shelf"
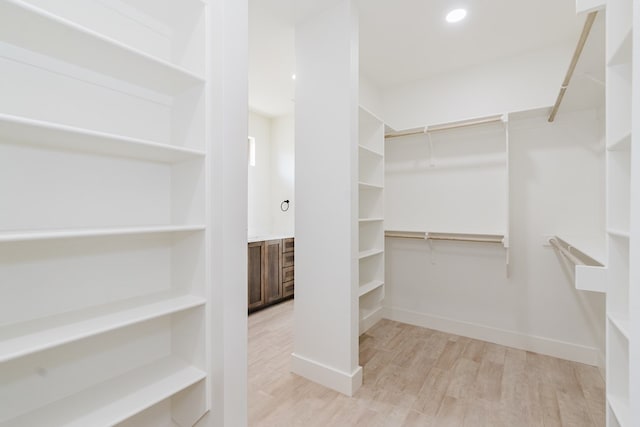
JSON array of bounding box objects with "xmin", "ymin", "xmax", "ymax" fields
[
  {"xmin": 608, "ymin": 131, "xmax": 632, "ymax": 152},
  {"xmin": 0, "ymin": 293, "xmax": 205, "ymax": 363},
  {"xmin": 0, "ymin": 224, "xmax": 205, "ymax": 243},
  {"xmin": 359, "ymin": 280, "xmax": 384, "ymax": 297},
  {"xmin": 608, "ymin": 395, "xmax": 630, "ymax": 427},
  {"xmin": 359, "ymin": 218, "xmax": 384, "ymax": 223},
  {"xmin": 608, "ymin": 28, "xmax": 632, "ymax": 66},
  {"xmin": 555, "ymin": 234, "xmax": 606, "ymax": 266},
  {"xmin": 0, "ymin": 357, "xmax": 206, "ymax": 427},
  {"xmin": 358, "ymin": 144, "xmax": 383, "ymax": 157},
  {"xmin": 608, "ymin": 313, "xmax": 630, "ymax": 340},
  {"xmin": 0, "ymin": 114, "xmax": 205, "ymax": 163},
  {"xmin": 608, "ymin": 228, "xmax": 631, "ymax": 239},
  {"xmin": 0, "ymin": 0, "xmax": 205, "ymax": 95},
  {"xmin": 358, "ymin": 182, "xmax": 384, "ymax": 190},
  {"xmin": 359, "ymin": 305, "xmax": 383, "ymax": 322},
  {"xmin": 358, "ymin": 248, "xmax": 384, "ymax": 260}
]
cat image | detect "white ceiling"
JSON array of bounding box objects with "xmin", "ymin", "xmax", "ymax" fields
[{"xmin": 249, "ymin": 0, "xmax": 588, "ymax": 117}]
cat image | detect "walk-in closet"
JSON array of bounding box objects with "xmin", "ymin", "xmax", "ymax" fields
[{"xmin": 1, "ymin": 0, "xmax": 638, "ymax": 426}]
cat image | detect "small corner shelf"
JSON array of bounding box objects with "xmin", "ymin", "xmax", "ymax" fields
[
  {"xmin": 358, "ymin": 248, "xmax": 384, "ymax": 260},
  {"xmin": 358, "ymin": 280, "xmax": 384, "ymax": 297},
  {"xmin": 0, "ymin": 224, "xmax": 206, "ymax": 243},
  {"xmin": 0, "ymin": 293, "xmax": 205, "ymax": 363},
  {"xmin": 0, "ymin": 356, "xmax": 206, "ymax": 427},
  {"xmin": 608, "ymin": 395, "xmax": 631, "ymax": 427},
  {"xmin": 358, "ymin": 217, "xmax": 384, "ymax": 223},
  {"xmin": 0, "ymin": 0, "xmax": 205, "ymax": 95},
  {"xmin": 607, "ymin": 131, "xmax": 632, "ymax": 152},
  {"xmin": 0, "ymin": 114, "xmax": 206, "ymax": 163},
  {"xmin": 358, "ymin": 144, "xmax": 383, "ymax": 157},
  {"xmin": 548, "ymin": 236, "xmax": 606, "ymax": 292},
  {"xmin": 607, "ymin": 28, "xmax": 632, "ymax": 66},
  {"xmin": 358, "ymin": 181, "xmax": 384, "ymax": 190},
  {"xmin": 608, "ymin": 228, "xmax": 631, "ymax": 239},
  {"xmin": 608, "ymin": 313, "xmax": 630, "ymax": 340}
]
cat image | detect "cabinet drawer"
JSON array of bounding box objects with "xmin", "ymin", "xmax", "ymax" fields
[
  {"xmin": 283, "ymin": 280, "xmax": 294, "ymax": 297},
  {"xmin": 282, "ymin": 251, "xmax": 294, "ymax": 267},
  {"xmin": 282, "ymin": 266, "xmax": 294, "ymax": 283},
  {"xmin": 282, "ymin": 238, "xmax": 294, "ymax": 253}
]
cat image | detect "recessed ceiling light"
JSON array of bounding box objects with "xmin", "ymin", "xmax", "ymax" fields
[
  {"xmin": 446, "ymin": 8, "xmax": 467, "ymax": 23},
  {"xmin": 292, "ymin": 74, "xmax": 296, "ymax": 80}
]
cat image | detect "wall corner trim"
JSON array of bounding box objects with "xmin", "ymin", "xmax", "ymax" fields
[{"xmin": 291, "ymin": 353, "xmax": 363, "ymax": 396}]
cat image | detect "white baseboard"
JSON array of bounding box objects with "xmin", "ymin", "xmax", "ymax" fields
[
  {"xmin": 290, "ymin": 353, "xmax": 363, "ymax": 396},
  {"xmin": 360, "ymin": 306, "xmax": 383, "ymax": 335},
  {"xmin": 383, "ymin": 306, "xmax": 599, "ymax": 366},
  {"xmin": 596, "ymin": 350, "xmax": 606, "ymax": 380}
]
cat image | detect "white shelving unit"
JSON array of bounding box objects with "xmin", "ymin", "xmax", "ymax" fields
[
  {"xmin": 358, "ymin": 107, "xmax": 385, "ymax": 335},
  {"xmin": 0, "ymin": 0, "xmax": 211, "ymax": 425},
  {"xmin": 604, "ymin": 0, "xmax": 636, "ymax": 425}
]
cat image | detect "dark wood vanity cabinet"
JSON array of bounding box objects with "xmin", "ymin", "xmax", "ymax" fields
[{"xmin": 248, "ymin": 237, "xmax": 294, "ymax": 313}]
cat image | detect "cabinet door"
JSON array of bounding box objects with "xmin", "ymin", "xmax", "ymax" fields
[
  {"xmin": 248, "ymin": 242, "xmax": 264, "ymax": 310},
  {"xmin": 264, "ymin": 239, "xmax": 283, "ymax": 303}
]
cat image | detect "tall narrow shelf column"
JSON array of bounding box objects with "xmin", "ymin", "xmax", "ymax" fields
[
  {"xmin": 292, "ymin": 0, "xmax": 362, "ymax": 396},
  {"xmin": 358, "ymin": 107, "xmax": 385, "ymax": 334},
  {"xmin": 604, "ymin": 0, "xmax": 635, "ymax": 425},
  {"xmin": 0, "ymin": 0, "xmax": 250, "ymax": 425}
]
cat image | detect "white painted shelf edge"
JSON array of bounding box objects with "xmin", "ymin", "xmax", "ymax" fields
[
  {"xmin": 358, "ymin": 218, "xmax": 384, "ymax": 223},
  {"xmin": 607, "ymin": 228, "xmax": 631, "ymax": 239},
  {"xmin": 358, "ymin": 182, "xmax": 384, "ymax": 190},
  {"xmin": 358, "ymin": 144, "xmax": 383, "ymax": 157},
  {"xmin": 0, "ymin": 224, "xmax": 206, "ymax": 243},
  {"xmin": 359, "ymin": 305, "xmax": 383, "ymax": 321},
  {"xmin": 0, "ymin": 113, "xmax": 206, "ymax": 163},
  {"xmin": 358, "ymin": 280, "xmax": 384, "ymax": 297},
  {"xmin": 607, "ymin": 27, "xmax": 632, "ymax": 66},
  {"xmin": 0, "ymin": 294, "xmax": 206, "ymax": 363},
  {"xmin": 607, "ymin": 131, "xmax": 632, "ymax": 152},
  {"xmin": 554, "ymin": 234, "xmax": 607, "ymax": 266},
  {"xmin": 358, "ymin": 248, "xmax": 384, "ymax": 260},
  {"xmin": 607, "ymin": 394, "xmax": 630, "ymax": 427},
  {"xmin": 608, "ymin": 312, "xmax": 630, "ymax": 340},
  {"xmin": 1, "ymin": 0, "xmax": 205, "ymax": 95},
  {"xmin": 0, "ymin": 356, "xmax": 206, "ymax": 427}
]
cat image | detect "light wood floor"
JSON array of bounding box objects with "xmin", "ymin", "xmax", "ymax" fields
[{"xmin": 248, "ymin": 300, "xmax": 605, "ymax": 427}]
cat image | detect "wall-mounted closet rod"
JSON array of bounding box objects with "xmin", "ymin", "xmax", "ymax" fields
[
  {"xmin": 548, "ymin": 11, "xmax": 598, "ymax": 122},
  {"xmin": 385, "ymin": 230, "xmax": 504, "ymax": 244},
  {"xmin": 549, "ymin": 238, "xmax": 585, "ymax": 265},
  {"xmin": 385, "ymin": 114, "xmax": 504, "ymax": 139}
]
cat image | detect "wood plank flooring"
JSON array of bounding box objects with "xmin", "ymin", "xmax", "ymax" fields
[{"xmin": 248, "ymin": 300, "xmax": 605, "ymax": 427}]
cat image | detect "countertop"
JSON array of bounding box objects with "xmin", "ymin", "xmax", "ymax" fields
[{"xmin": 248, "ymin": 234, "xmax": 294, "ymax": 243}]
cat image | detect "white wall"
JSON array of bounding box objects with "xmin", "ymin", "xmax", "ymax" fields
[
  {"xmin": 247, "ymin": 111, "xmax": 295, "ymax": 237},
  {"xmin": 384, "ymin": 108, "xmax": 606, "ymax": 366},
  {"xmin": 359, "ymin": 73, "xmax": 383, "ymax": 119},
  {"xmin": 248, "ymin": 111, "xmax": 272, "ymax": 237},
  {"xmin": 270, "ymin": 115, "xmax": 295, "ymax": 235},
  {"xmin": 381, "ymin": 43, "xmax": 574, "ymax": 131},
  {"xmin": 293, "ymin": 0, "xmax": 361, "ymax": 396}
]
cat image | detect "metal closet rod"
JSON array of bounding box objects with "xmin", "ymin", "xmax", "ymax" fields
[
  {"xmin": 548, "ymin": 11, "xmax": 598, "ymax": 122},
  {"xmin": 385, "ymin": 230, "xmax": 504, "ymax": 244},
  {"xmin": 384, "ymin": 114, "xmax": 505, "ymax": 139}
]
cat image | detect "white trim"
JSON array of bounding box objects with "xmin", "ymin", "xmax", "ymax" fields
[
  {"xmin": 359, "ymin": 306, "xmax": 384, "ymax": 334},
  {"xmin": 383, "ymin": 306, "xmax": 599, "ymax": 366},
  {"xmin": 291, "ymin": 353, "xmax": 362, "ymax": 397},
  {"xmin": 596, "ymin": 350, "xmax": 606, "ymax": 381}
]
